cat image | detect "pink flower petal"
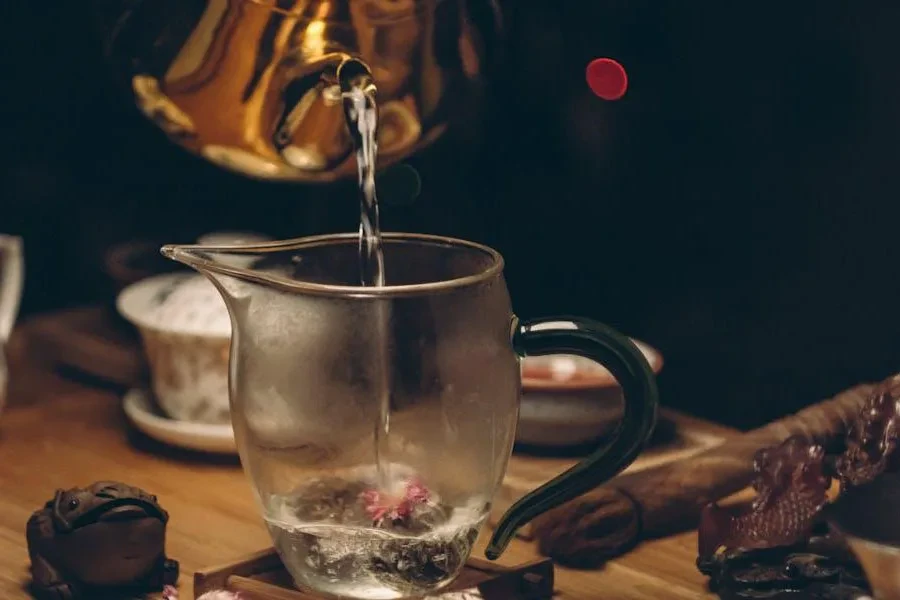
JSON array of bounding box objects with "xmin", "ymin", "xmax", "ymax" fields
[
  {"xmin": 361, "ymin": 479, "xmax": 432, "ymax": 525},
  {"xmin": 197, "ymin": 591, "xmax": 243, "ymax": 600},
  {"xmin": 405, "ymin": 478, "xmax": 430, "ymax": 504},
  {"xmin": 361, "ymin": 489, "xmax": 392, "ymax": 522},
  {"xmin": 394, "ymin": 499, "xmax": 413, "ymax": 519}
]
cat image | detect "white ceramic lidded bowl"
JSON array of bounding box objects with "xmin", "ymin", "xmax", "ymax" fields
[
  {"xmin": 116, "ymin": 232, "xmax": 271, "ymax": 424},
  {"xmin": 117, "ymin": 272, "xmax": 232, "ymax": 424}
]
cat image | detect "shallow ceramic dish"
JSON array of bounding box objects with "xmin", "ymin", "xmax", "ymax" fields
[
  {"xmin": 116, "ymin": 271, "xmax": 232, "ymax": 424},
  {"xmin": 827, "ymin": 471, "xmax": 900, "ymax": 599},
  {"xmin": 123, "ymin": 388, "xmax": 235, "ymax": 454},
  {"xmin": 517, "ymin": 339, "xmax": 664, "ymax": 447}
]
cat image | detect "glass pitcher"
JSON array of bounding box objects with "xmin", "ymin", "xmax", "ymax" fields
[{"xmin": 162, "ymin": 232, "xmax": 657, "ymax": 599}]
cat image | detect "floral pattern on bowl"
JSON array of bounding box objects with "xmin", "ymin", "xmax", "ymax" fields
[{"xmin": 117, "ymin": 272, "xmax": 231, "ymax": 424}]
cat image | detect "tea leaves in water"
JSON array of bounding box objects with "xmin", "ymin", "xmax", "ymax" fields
[{"xmin": 264, "ymin": 466, "xmax": 487, "ymax": 599}]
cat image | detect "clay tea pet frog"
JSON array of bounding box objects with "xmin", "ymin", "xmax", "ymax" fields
[{"xmin": 26, "ymin": 481, "xmax": 179, "ymax": 599}]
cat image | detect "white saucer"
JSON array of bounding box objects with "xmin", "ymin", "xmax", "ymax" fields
[{"xmin": 122, "ymin": 388, "xmax": 237, "ymax": 454}]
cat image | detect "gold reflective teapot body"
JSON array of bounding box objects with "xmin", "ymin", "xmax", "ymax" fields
[{"xmin": 99, "ymin": 0, "xmax": 501, "ymax": 182}]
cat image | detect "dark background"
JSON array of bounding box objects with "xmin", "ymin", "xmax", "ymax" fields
[{"xmin": 4, "ymin": 1, "xmax": 900, "ymax": 429}]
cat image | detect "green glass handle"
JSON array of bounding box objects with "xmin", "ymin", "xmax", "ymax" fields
[{"xmin": 485, "ymin": 316, "xmax": 659, "ymax": 560}]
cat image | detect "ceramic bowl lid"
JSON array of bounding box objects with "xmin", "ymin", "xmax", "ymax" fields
[
  {"xmin": 116, "ymin": 273, "xmax": 232, "ymax": 337},
  {"xmin": 118, "ymin": 232, "xmax": 271, "ymax": 337},
  {"xmin": 146, "ymin": 274, "xmax": 231, "ymax": 336}
]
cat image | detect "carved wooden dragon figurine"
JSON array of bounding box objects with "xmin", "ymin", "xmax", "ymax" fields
[{"xmin": 700, "ymin": 375, "xmax": 900, "ymax": 559}]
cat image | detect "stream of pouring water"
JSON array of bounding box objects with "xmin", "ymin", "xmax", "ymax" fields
[
  {"xmin": 344, "ymin": 84, "xmax": 385, "ymax": 288},
  {"xmin": 343, "ymin": 80, "xmax": 392, "ymax": 490}
]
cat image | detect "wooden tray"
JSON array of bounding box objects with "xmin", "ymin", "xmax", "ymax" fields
[
  {"xmin": 490, "ymin": 409, "xmax": 733, "ymax": 538},
  {"xmin": 22, "ymin": 306, "xmax": 147, "ymax": 387},
  {"xmin": 193, "ymin": 548, "xmax": 554, "ymax": 599}
]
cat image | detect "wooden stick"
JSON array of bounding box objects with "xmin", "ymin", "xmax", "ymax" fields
[
  {"xmin": 530, "ymin": 383, "xmax": 875, "ymax": 567},
  {"xmin": 228, "ymin": 575, "xmax": 313, "ymax": 600},
  {"xmin": 194, "ymin": 548, "xmax": 283, "ymax": 596}
]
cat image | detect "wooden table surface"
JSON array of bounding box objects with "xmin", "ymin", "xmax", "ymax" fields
[{"xmin": 0, "ymin": 318, "xmax": 724, "ymax": 600}]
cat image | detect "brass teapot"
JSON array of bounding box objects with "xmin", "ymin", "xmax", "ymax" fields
[{"xmin": 96, "ymin": 0, "xmax": 502, "ymax": 183}]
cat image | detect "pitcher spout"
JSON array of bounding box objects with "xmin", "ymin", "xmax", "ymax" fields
[
  {"xmin": 160, "ymin": 238, "xmax": 289, "ymax": 297},
  {"xmin": 162, "ymin": 242, "xmax": 269, "ymax": 275},
  {"xmin": 161, "ymin": 233, "xmax": 380, "ymax": 297}
]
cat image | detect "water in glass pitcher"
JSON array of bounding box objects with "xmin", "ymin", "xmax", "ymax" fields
[{"xmin": 262, "ymin": 464, "xmax": 488, "ymax": 599}]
